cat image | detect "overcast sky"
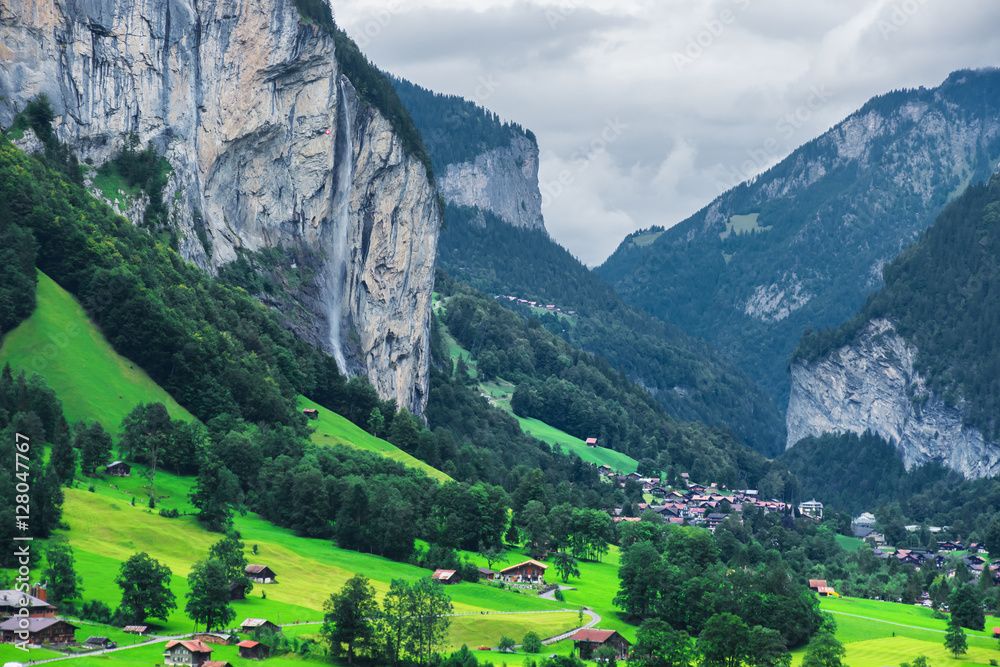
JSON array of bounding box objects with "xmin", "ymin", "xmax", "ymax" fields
[{"xmin": 336, "ymin": 0, "xmax": 1000, "ymax": 266}]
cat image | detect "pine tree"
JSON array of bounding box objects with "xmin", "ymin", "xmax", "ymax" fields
[
  {"xmin": 50, "ymin": 416, "xmax": 76, "ymax": 485},
  {"xmin": 944, "ymin": 619, "xmax": 967, "ymax": 657}
]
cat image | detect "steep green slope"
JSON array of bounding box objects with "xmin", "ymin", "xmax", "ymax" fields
[
  {"xmin": 297, "ymin": 395, "xmax": 452, "ymax": 482},
  {"xmin": 433, "ymin": 275, "xmax": 783, "ymax": 489},
  {"xmin": 598, "ymin": 68, "xmax": 1000, "ymax": 409},
  {"xmin": 795, "ymin": 173, "xmax": 1000, "ymax": 442},
  {"xmin": 0, "ymin": 271, "xmax": 195, "ymax": 435},
  {"xmin": 434, "ymin": 299, "xmax": 638, "ymax": 473}
]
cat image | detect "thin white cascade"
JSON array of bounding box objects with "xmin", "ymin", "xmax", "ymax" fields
[{"xmin": 324, "ymin": 78, "xmax": 353, "ymax": 372}]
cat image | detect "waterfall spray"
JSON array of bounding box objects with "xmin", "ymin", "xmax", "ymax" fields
[{"xmin": 324, "ymin": 78, "xmax": 353, "ymax": 372}]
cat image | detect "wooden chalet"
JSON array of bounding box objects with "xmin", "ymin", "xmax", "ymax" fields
[
  {"xmin": 240, "ymin": 618, "xmax": 281, "ymax": 634},
  {"xmin": 238, "ymin": 640, "xmax": 270, "ymax": 660},
  {"xmin": 302, "ymin": 409, "xmax": 319, "ymax": 420},
  {"xmin": 570, "ymin": 628, "xmax": 631, "ymax": 660},
  {"xmin": 164, "ymin": 640, "xmax": 214, "ymax": 667},
  {"xmin": 432, "ymin": 569, "xmax": 461, "ymax": 584},
  {"xmin": 993, "ymin": 627, "xmax": 1000, "ymax": 639},
  {"xmin": 105, "ymin": 461, "xmax": 131, "ymax": 477},
  {"xmin": 597, "ymin": 465, "xmax": 612, "ymax": 475},
  {"xmin": 585, "ymin": 438, "xmax": 598, "ymax": 447},
  {"xmin": 0, "ymin": 589, "xmax": 56, "ymax": 619},
  {"xmin": 123, "ymin": 626, "xmax": 147, "ymax": 635},
  {"xmin": 0, "ymin": 617, "xmax": 77, "ymax": 645},
  {"xmin": 498, "ymin": 560, "xmax": 548, "ymax": 584},
  {"xmin": 193, "ymin": 632, "xmax": 232, "ymax": 645},
  {"xmin": 808, "ymin": 579, "xmax": 837, "ymax": 596},
  {"xmin": 245, "ymin": 565, "xmax": 277, "ymax": 584}
]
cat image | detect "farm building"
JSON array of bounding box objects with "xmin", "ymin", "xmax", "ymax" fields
[
  {"xmin": 245, "ymin": 565, "xmax": 277, "ymax": 584},
  {"xmin": 431, "ymin": 570, "xmax": 461, "ymax": 584},
  {"xmin": 585, "ymin": 438, "xmax": 597, "ymax": 447},
  {"xmin": 0, "ymin": 617, "xmax": 77, "ymax": 645},
  {"xmin": 123, "ymin": 626, "xmax": 147, "ymax": 635},
  {"xmin": 498, "ymin": 560, "xmax": 548, "ymax": 584},
  {"xmin": 238, "ymin": 640, "xmax": 270, "ymax": 660},
  {"xmin": 85, "ymin": 636, "xmax": 114, "ymax": 648},
  {"xmin": 241, "ymin": 618, "xmax": 280, "ymax": 634},
  {"xmin": 163, "ymin": 640, "xmax": 214, "ymax": 667},
  {"xmin": 808, "ymin": 579, "xmax": 838, "ymax": 597},
  {"xmin": 105, "ymin": 461, "xmax": 131, "ymax": 476},
  {"xmin": 302, "ymin": 409, "xmax": 319, "ymax": 420},
  {"xmin": 229, "ymin": 581, "xmax": 247, "ymax": 601},
  {"xmin": 570, "ymin": 628, "xmax": 631, "ymax": 660},
  {"xmin": 193, "ymin": 633, "xmax": 232, "ymax": 645},
  {"xmin": 477, "ymin": 567, "xmax": 496, "ymax": 580}
]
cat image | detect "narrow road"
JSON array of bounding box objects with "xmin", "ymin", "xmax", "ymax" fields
[{"xmin": 538, "ymin": 585, "xmax": 576, "ymax": 601}]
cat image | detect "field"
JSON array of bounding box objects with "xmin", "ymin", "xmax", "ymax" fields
[
  {"xmin": 719, "ymin": 212, "xmax": 773, "ymax": 240},
  {"xmin": 628, "ymin": 230, "xmax": 665, "ymax": 248},
  {"xmin": 0, "ymin": 270, "xmax": 195, "ymax": 435},
  {"xmin": 297, "ymin": 395, "xmax": 451, "ymax": 482}
]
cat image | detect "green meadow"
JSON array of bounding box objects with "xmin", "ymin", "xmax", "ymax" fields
[
  {"xmin": 0, "ymin": 271, "xmax": 195, "ymax": 435},
  {"xmin": 297, "ymin": 395, "xmax": 451, "ymax": 482}
]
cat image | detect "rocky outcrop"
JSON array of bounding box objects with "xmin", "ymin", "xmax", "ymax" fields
[
  {"xmin": 438, "ymin": 134, "xmax": 545, "ymax": 230},
  {"xmin": 0, "ymin": 0, "xmax": 440, "ymax": 414},
  {"xmin": 786, "ymin": 319, "xmax": 1000, "ymax": 478}
]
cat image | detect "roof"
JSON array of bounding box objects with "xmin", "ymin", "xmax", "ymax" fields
[
  {"xmin": 0, "ymin": 617, "xmax": 76, "ymax": 632},
  {"xmin": 240, "ymin": 618, "xmax": 275, "ymax": 628},
  {"xmin": 237, "ymin": 641, "xmax": 260, "ymax": 648},
  {"xmin": 585, "ymin": 438, "xmax": 597, "ymax": 444},
  {"xmin": 500, "ymin": 559, "xmax": 548, "ymax": 573},
  {"xmin": 808, "ymin": 579, "xmax": 828, "ymax": 588},
  {"xmin": 85, "ymin": 637, "xmax": 110, "ymax": 644},
  {"xmin": 432, "ymin": 569, "xmax": 457, "ymax": 580},
  {"xmin": 569, "ymin": 629, "xmax": 626, "ymax": 644},
  {"xmin": 107, "ymin": 460, "xmax": 128, "ymax": 467},
  {"xmin": 203, "ymin": 661, "xmax": 231, "ymax": 667},
  {"xmin": 165, "ymin": 640, "xmax": 214, "ymax": 654},
  {"xmin": 123, "ymin": 626, "xmax": 148, "ymax": 633},
  {"xmin": 477, "ymin": 567, "xmax": 495, "ymax": 575},
  {"xmin": 0, "ymin": 590, "xmax": 54, "ymax": 609},
  {"xmin": 245, "ymin": 565, "xmax": 273, "ymax": 574}
]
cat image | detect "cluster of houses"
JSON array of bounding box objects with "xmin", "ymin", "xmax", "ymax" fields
[
  {"xmin": 494, "ymin": 294, "xmax": 576, "ymax": 316},
  {"xmin": 605, "ymin": 472, "xmax": 798, "ymax": 531},
  {"xmin": 0, "ymin": 586, "xmax": 81, "ymax": 647}
]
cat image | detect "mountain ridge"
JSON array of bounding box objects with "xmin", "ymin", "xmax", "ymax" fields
[{"xmin": 597, "ymin": 67, "xmax": 1000, "ymax": 408}]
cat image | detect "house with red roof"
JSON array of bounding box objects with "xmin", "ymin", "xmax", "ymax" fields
[
  {"xmin": 570, "ymin": 628, "xmax": 631, "ymax": 660},
  {"xmin": 163, "ymin": 640, "xmax": 214, "ymax": 667}
]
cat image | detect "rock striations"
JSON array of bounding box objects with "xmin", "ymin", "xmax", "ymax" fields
[
  {"xmin": 786, "ymin": 319, "xmax": 1000, "ymax": 479},
  {"xmin": 0, "ymin": 0, "xmax": 441, "ymax": 414},
  {"xmin": 437, "ymin": 134, "xmax": 545, "ymax": 230}
]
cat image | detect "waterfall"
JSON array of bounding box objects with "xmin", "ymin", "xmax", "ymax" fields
[{"xmin": 324, "ymin": 78, "xmax": 353, "ymax": 372}]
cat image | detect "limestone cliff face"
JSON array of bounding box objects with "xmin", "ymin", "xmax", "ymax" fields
[
  {"xmin": 438, "ymin": 134, "xmax": 545, "ymax": 230},
  {"xmin": 0, "ymin": 0, "xmax": 440, "ymax": 414},
  {"xmin": 786, "ymin": 319, "xmax": 1000, "ymax": 478}
]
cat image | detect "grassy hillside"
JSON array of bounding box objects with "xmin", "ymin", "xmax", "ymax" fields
[
  {"xmin": 0, "ymin": 270, "xmax": 195, "ymax": 435},
  {"xmin": 436, "ymin": 296, "xmax": 639, "ymax": 473},
  {"xmin": 297, "ymin": 395, "xmax": 451, "ymax": 482}
]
